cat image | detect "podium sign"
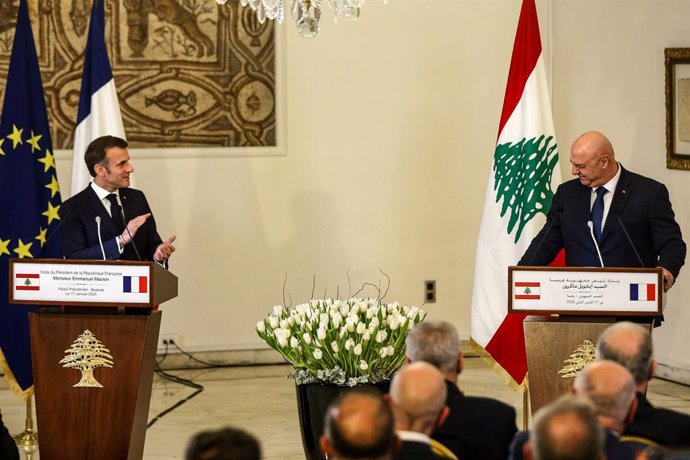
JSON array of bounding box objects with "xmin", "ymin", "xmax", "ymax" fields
[
  {"xmin": 9, "ymin": 258, "xmax": 177, "ymax": 308},
  {"xmin": 508, "ymin": 266, "xmax": 662, "ymax": 316}
]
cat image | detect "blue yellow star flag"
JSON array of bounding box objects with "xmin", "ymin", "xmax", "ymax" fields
[{"xmin": 0, "ymin": 0, "xmax": 62, "ymax": 400}]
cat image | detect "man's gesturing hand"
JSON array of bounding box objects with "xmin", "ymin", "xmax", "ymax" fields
[
  {"xmin": 120, "ymin": 213, "xmax": 151, "ymax": 245},
  {"xmin": 154, "ymin": 235, "xmax": 176, "ymax": 263}
]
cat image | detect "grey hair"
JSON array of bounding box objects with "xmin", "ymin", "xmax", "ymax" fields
[
  {"xmin": 531, "ymin": 395, "xmax": 605, "ymax": 460},
  {"xmin": 405, "ymin": 321, "xmax": 459, "ymax": 374},
  {"xmin": 573, "ymin": 361, "xmax": 636, "ymax": 424},
  {"xmin": 595, "ymin": 321, "xmax": 652, "ymax": 385}
]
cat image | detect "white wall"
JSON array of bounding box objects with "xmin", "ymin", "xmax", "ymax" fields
[
  {"xmin": 55, "ymin": 0, "xmax": 523, "ymax": 351},
  {"xmin": 54, "ymin": 0, "xmax": 690, "ymax": 375},
  {"xmin": 550, "ymin": 0, "xmax": 690, "ymax": 376}
]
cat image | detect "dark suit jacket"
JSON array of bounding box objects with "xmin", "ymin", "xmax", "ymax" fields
[
  {"xmin": 394, "ymin": 439, "xmax": 446, "ymax": 460},
  {"xmin": 432, "ymin": 380, "xmax": 517, "ymax": 460},
  {"xmin": 624, "ymin": 391, "xmax": 690, "ymax": 447},
  {"xmin": 519, "ymin": 166, "xmax": 686, "ymax": 279},
  {"xmin": 60, "ymin": 185, "xmax": 163, "ymax": 261},
  {"xmin": 509, "ymin": 429, "xmax": 642, "ymax": 460},
  {"xmin": 0, "ymin": 411, "xmax": 19, "ymax": 460}
]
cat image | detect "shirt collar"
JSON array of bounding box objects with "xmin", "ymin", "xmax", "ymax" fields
[
  {"xmin": 396, "ymin": 430, "xmax": 431, "ymax": 445},
  {"xmin": 91, "ymin": 182, "xmax": 119, "ymax": 202}
]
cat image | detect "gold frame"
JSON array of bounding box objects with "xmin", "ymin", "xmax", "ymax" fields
[{"xmin": 666, "ymin": 48, "xmax": 690, "ymax": 170}]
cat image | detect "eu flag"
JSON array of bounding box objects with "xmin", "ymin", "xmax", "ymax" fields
[{"xmin": 0, "ymin": 0, "xmax": 62, "ymax": 399}]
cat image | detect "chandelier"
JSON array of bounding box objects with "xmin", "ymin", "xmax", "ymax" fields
[{"xmin": 215, "ymin": 0, "xmax": 384, "ymax": 38}]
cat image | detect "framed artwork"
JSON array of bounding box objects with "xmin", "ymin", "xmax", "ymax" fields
[
  {"xmin": 666, "ymin": 48, "xmax": 690, "ymax": 170},
  {"xmin": 0, "ymin": 0, "xmax": 285, "ymax": 158}
]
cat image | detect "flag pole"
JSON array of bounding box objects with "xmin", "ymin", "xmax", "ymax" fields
[
  {"xmin": 13, "ymin": 397, "xmax": 39, "ymax": 457},
  {"xmin": 523, "ymin": 388, "xmax": 530, "ymax": 430}
]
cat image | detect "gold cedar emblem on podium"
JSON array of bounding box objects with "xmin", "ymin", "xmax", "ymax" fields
[
  {"xmin": 59, "ymin": 330, "xmax": 114, "ymax": 388},
  {"xmin": 557, "ymin": 339, "xmax": 596, "ymax": 379}
]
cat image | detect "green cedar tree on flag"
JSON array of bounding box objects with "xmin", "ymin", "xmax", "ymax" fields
[{"xmin": 470, "ymin": 0, "xmax": 562, "ymax": 388}]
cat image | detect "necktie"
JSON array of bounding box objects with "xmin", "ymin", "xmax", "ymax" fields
[
  {"xmin": 106, "ymin": 193, "xmax": 126, "ymax": 234},
  {"xmin": 591, "ymin": 187, "xmax": 607, "ymax": 242}
]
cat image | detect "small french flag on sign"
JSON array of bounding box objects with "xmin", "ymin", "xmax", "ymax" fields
[
  {"xmin": 630, "ymin": 283, "xmax": 655, "ymax": 301},
  {"xmin": 123, "ymin": 276, "xmax": 148, "ymax": 294}
]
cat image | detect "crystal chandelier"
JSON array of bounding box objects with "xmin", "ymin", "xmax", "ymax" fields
[{"xmin": 215, "ymin": 0, "xmax": 383, "ymax": 38}]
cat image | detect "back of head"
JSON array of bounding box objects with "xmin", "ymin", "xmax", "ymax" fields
[
  {"xmin": 322, "ymin": 387, "xmax": 395, "ymax": 460},
  {"xmin": 389, "ymin": 362, "xmax": 447, "ymax": 434},
  {"xmin": 185, "ymin": 426, "xmax": 261, "ymax": 460},
  {"xmin": 405, "ymin": 321, "xmax": 459, "ymax": 374},
  {"xmin": 573, "ymin": 360, "xmax": 636, "ymax": 429},
  {"xmin": 530, "ymin": 395, "xmax": 604, "ymax": 460},
  {"xmin": 84, "ymin": 135, "xmax": 128, "ymax": 177},
  {"xmin": 596, "ymin": 321, "xmax": 653, "ymax": 385}
]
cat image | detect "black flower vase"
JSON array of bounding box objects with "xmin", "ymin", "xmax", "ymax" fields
[{"xmin": 295, "ymin": 381, "xmax": 391, "ymax": 460}]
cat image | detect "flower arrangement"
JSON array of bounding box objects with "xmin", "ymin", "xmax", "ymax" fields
[{"xmin": 256, "ymin": 298, "xmax": 426, "ymax": 386}]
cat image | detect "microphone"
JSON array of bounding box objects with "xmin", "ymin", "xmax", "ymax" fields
[
  {"xmin": 617, "ymin": 216, "xmax": 645, "ymax": 268},
  {"xmin": 524, "ymin": 205, "xmax": 565, "ymax": 266},
  {"xmin": 119, "ymin": 205, "xmax": 142, "ymax": 261},
  {"xmin": 587, "ymin": 221, "xmax": 605, "ymax": 267},
  {"xmin": 95, "ymin": 216, "xmax": 107, "ymax": 260}
]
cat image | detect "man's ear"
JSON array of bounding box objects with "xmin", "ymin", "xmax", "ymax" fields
[
  {"xmin": 523, "ymin": 440, "xmax": 533, "ymax": 460},
  {"xmin": 319, "ymin": 435, "xmax": 331, "ymax": 458},
  {"xmin": 457, "ymin": 351, "xmax": 464, "ymax": 374},
  {"xmin": 436, "ymin": 405, "xmax": 450, "ymax": 429},
  {"xmin": 648, "ymin": 359, "xmax": 657, "ymax": 380},
  {"xmin": 404, "ymin": 356, "xmax": 412, "ymax": 365},
  {"xmin": 625, "ymin": 396, "xmax": 639, "ymax": 426}
]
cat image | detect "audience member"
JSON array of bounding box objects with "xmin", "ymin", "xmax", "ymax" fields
[
  {"xmin": 406, "ymin": 320, "xmax": 517, "ymax": 460},
  {"xmin": 320, "ymin": 387, "xmax": 397, "ymax": 460},
  {"xmin": 572, "ymin": 360, "xmax": 646, "ymax": 459},
  {"xmin": 596, "ymin": 321, "xmax": 690, "ymax": 446},
  {"xmin": 185, "ymin": 426, "xmax": 261, "ymax": 460},
  {"xmin": 525, "ymin": 395, "xmax": 605, "ymax": 460},
  {"xmin": 510, "ymin": 360, "xmax": 643, "ymax": 460},
  {"xmin": 387, "ymin": 362, "xmax": 452, "ymax": 459},
  {"xmin": 0, "ymin": 409, "xmax": 19, "ymax": 460}
]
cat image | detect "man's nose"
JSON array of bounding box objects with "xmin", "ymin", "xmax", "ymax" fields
[{"xmin": 571, "ymin": 166, "xmax": 579, "ymax": 176}]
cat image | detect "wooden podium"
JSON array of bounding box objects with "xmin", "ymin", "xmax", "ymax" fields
[
  {"xmin": 9, "ymin": 258, "xmax": 178, "ymax": 460},
  {"xmin": 508, "ymin": 266, "xmax": 661, "ymax": 415}
]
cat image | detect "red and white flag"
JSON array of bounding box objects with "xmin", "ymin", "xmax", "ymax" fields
[{"xmin": 470, "ymin": 0, "xmax": 562, "ymax": 388}]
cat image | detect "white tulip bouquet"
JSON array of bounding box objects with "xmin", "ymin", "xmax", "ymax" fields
[{"xmin": 256, "ymin": 298, "xmax": 426, "ymax": 386}]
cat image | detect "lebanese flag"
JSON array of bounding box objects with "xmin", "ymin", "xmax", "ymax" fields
[
  {"xmin": 70, "ymin": 0, "xmax": 126, "ymax": 196},
  {"xmin": 15, "ymin": 274, "xmax": 40, "ymax": 291},
  {"xmin": 470, "ymin": 0, "xmax": 562, "ymax": 388}
]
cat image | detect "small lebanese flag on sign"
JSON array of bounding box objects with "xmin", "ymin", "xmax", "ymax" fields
[
  {"xmin": 123, "ymin": 276, "xmax": 148, "ymax": 294},
  {"xmin": 630, "ymin": 283, "xmax": 656, "ymax": 301},
  {"xmin": 514, "ymin": 282, "xmax": 540, "ymax": 300},
  {"xmin": 15, "ymin": 273, "xmax": 40, "ymax": 291}
]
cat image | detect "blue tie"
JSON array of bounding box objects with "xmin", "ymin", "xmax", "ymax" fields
[{"xmin": 591, "ymin": 187, "xmax": 607, "ymax": 241}]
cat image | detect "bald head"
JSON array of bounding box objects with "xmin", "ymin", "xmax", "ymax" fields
[
  {"xmin": 573, "ymin": 360, "xmax": 636, "ymax": 431},
  {"xmin": 530, "ymin": 395, "xmax": 605, "ymax": 460},
  {"xmin": 570, "ymin": 131, "xmax": 618, "ymax": 187},
  {"xmin": 596, "ymin": 322, "xmax": 653, "ymax": 386},
  {"xmin": 321, "ymin": 388, "xmax": 395, "ymax": 460},
  {"xmin": 389, "ymin": 362, "xmax": 448, "ymax": 434}
]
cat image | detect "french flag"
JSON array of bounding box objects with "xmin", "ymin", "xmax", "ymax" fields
[
  {"xmin": 630, "ymin": 283, "xmax": 656, "ymax": 301},
  {"xmin": 124, "ymin": 276, "xmax": 148, "ymax": 294},
  {"xmin": 70, "ymin": 0, "xmax": 126, "ymax": 196}
]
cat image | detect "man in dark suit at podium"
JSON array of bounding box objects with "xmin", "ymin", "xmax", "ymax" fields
[
  {"xmin": 60, "ymin": 136, "xmax": 175, "ymax": 263},
  {"xmin": 519, "ymin": 131, "xmax": 686, "ymax": 293}
]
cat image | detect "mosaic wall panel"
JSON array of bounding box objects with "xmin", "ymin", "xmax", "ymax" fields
[{"xmin": 0, "ymin": 0, "xmax": 276, "ymax": 149}]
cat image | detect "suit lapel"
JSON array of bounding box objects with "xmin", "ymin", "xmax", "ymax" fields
[{"xmin": 601, "ymin": 166, "xmax": 631, "ymax": 242}]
